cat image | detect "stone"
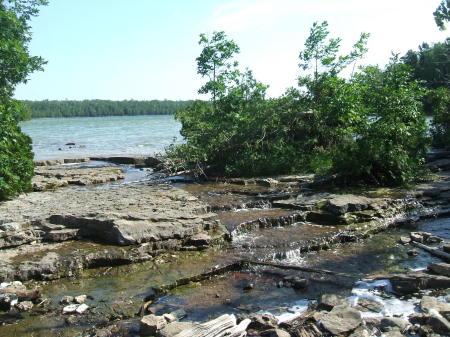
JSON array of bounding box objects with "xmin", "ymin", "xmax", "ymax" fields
[
  {"xmin": 428, "ymin": 262, "xmax": 450, "ymax": 277},
  {"xmin": 318, "ymin": 294, "xmax": 350, "ymax": 311},
  {"xmin": 324, "ymin": 194, "xmax": 376, "ymax": 215},
  {"xmin": 243, "ymin": 281, "xmax": 254, "ymax": 291},
  {"xmin": 444, "ymin": 243, "xmax": 450, "ymax": 254},
  {"xmin": 388, "ymin": 272, "xmax": 450, "ymax": 294},
  {"xmin": 60, "ymin": 296, "xmax": 74, "ymax": 304},
  {"xmin": 15, "ymin": 300, "xmax": 33, "ymax": 312},
  {"xmin": 187, "ymin": 233, "xmax": 211, "ymax": 247},
  {"xmin": 291, "ymin": 278, "xmax": 308, "ymax": 290},
  {"xmin": 74, "ymin": 295, "xmax": 87, "ymax": 304},
  {"xmin": 157, "ymin": 321, "xmax": 197, "ymax": 337},
  {"xmin": 260, "ymin": 328, "xmax": 291, "ymax": 337},
  {"xmin": 427, "ymin": 315, "xmax": 450, "ymax": 335},
  {"xmin": 349, "ymin": 326, "xmax": 372, "ymax": 337},
  {"xmin": 75, "ymin": 303, "xmax": 89, "ymax": 314},
  {"xmin": 407, "ymin": 249, "xmax": 418, "ymax": 257},
  {"xmin": 255, "ymin": 178, "xmax": 279, "ymax": 187},
  {"xmin": 354, "ymin": 297, "xmax": 384, "ymax": 313},
  {"xmin": 247, "ymin": 313, "xmax": 278, "ymax": 331},
  {"xmin": 380, "ymin": 317, "xmax": 409, "ymax": 332},
  {"xmin": 320, "ymin": 305, "xmax": 362, "ymax": 335},
  {"xmin": 63, "ymin": 304, "xmax": 79, "ymax": 314},
  {"xmin": 398, "ymin": 236, "xmax": 411, "ymax": 245},
  {"xmin": 420, "ymin": 296, "xmax": 450, "ymax": 317},
  {"xmin": 140, "ymin": 314, "xmax": 167, "ymax": 336},
  {"xmin": 383, "ymin": 330, "xmax": 405, "ymax": 337}
]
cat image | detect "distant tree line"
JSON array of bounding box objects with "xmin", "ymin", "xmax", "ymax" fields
[{"xmin": 20, "ymin": 99, "xmax": 194, "ymax": 119}]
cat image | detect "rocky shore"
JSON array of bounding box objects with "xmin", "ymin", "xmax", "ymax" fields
[{"xmin": 0, "ymin": 151, "xmax": 449, "ymax": 336}]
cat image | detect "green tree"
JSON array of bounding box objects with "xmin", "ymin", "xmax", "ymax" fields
[
  {"xmin": 0, "ymin": 0, "xmax": 47, "ymax": 200},
  {"xmin": 434, "ymin": 0, "xmax": 450, "ymax": 30},
  {"xmin": 430, "ymin": 87, "xmax": 450, "ymax": 147},
  {"xmin": 196, "ymin": 31, "xmax": 240, "ymax": 102},
  {"xmin": 334, "ymin": 60, "xmax": 429, "ymax": 185}
]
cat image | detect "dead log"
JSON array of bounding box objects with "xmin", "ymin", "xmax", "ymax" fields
[
  {"xmin": 411, "ymin": 241, "xmax": 450, "ymax": 263},
  {"xmin": 0, "ymin": 288, "xmax": 41, "ymax": 302},
  {"xmin": 241, "ymin": 259, "xmax": 352, "ymax": 277}
]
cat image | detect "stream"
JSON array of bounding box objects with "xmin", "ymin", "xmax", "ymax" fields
[{"xmin": 0, "ymin": 163, "xmax": 449, "ymax": 336}]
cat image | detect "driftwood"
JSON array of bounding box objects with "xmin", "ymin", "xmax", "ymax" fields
[
  {"xmin": 411, "ymin": 242, "xmax": 450, "ymax": 263},
  {"xmin": 175, "ymin": 314, "xmax": 242, "ymax": 337},
  {"xmin": 242, "ymin": 259, "xmax": 352, "ymax": 277},
  {"xmin": 0, "ymin": 288, "xmax": 41, "ymax": 301}
]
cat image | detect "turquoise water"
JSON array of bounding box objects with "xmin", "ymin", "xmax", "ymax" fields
[{"xmin": 20, "ymin": 115, "xmax": 182, "ymax": 160}]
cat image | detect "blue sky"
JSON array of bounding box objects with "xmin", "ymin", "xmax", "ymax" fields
[{"xmin": 14, "ymin": 0, "xmax": 448, "ymax": 101}]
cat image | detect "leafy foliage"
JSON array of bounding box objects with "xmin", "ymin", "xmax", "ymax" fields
[
  {"xmin": 430, "ymin": 87, "xmax": 450, "ymax": 147},
  {"xmin": 0, "ymin": 0, "xmax": 47, "ymax": 200},
  {"xmin": 171, "ymin": 24, "xmax": 429, "ymax": 185},
  {"xmin": 434, "ymin": 0, "xmax": 450, "ymax": 30}
]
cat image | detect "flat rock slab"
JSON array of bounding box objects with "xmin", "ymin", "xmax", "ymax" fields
[
  {"xmin": 0, "ymin": 184, "xmax": 221, "ymax": 247},
  {"xmin": 320, "ymin": 305, "xmax": 362, "ymax": 335},
  {"xmin": 32, "ymin": 165, "xmax": 125, "ymax": 191}
]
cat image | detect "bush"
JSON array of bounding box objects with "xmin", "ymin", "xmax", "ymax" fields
[
  {"xmin": 430, "ymin": 87, "xmax": 450, "ymax": 147},
  {"xmin": 0, "ymin": 103, "xmax": 34, "ymax": 200}
]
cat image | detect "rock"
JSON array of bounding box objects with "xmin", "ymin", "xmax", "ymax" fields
[
  {"xmin": 75, "ymin": 294, "xmax": 87, "ymax": 304},
  {"xmin": 162, "ymin": 309, "xmax": 186, "ymax": 324},
  {"xmin": 318, "ymin": 294, "xmax": 350, "ymax": 311},
  {"xmin": 444, "ymin": 243, "xmax": 450, "ymax": 254},
  {"xmin": 410, "ymin": 231, "xmax": 443, "ymax": 244},
  {"xmin": 349, "ymin": 326, "xmax": 372, "ymax": 337},
  {"xmin": 380, "ymin": 317, "xmax": 409, "ymax": 332},
  {"xmin": 420, "ymin": 296, "xmax": 450, "ymax": 317},
  {"xmin": 387, "ymin": 272, "xmax": 450, "ymax": 294},
  {"xmin": 247, "ymin": 313, "xmax": 278, "ymax": 331},
  {"xmin": 15, "ymin": 300, "xmax": 33, "ymax": 312},
  {"xmin": 283, "ymin": 275, "xmax": 308, "ymax": 289},
  {"xmin": 157, "ymin": 321, "xmax": 197, "ymax": 337},
  {"xmin": 59, "ymin": 296, "xmax": 74, "ymax": 304},
  {"xmin": 398, "ymin": 236, "xmax": 411, "ymax": 245},
  {"xmin": 243, "ymin": 281, "xmax": 254, "ymax": 291},
  {"xmin": 410, "ymin": 232, "xmax": 425, "ymax": 243},
  {"xmin": 320, "ymin": 305, "xmax": 362, "ymax": 335},
  {"xmin": 260, "ymin": 328, "xmax": 291, "ymax": 337},
  {"xmin": 354, "ymin": 297, "xmax": 384, "ymax": 312},
  {"xmin": 75, "ymin": 303, "xmax": 89, "ymax": 314},
  {"xmin": 140, "ymin": 314, "xmax": 167, "ymax": 336},
  {"xmin": 407, "ymin": 249, "xmax": 418, "ymax": 257},
  {"xmin": 383, "ymin": 330, "xmax": 405, "ymax": 337},
  {"xmin": 63, "ymin": 304, "xmax": 79, "ymax": 314},
  {"xmin": 0, "ymin": 294, "xmax": 13, "ymax": 310},
  {"xmin": 427, "ymin": 315, "xmax": 450, "ymax": 335},
  {"xmin": 187, "ymin": 233, "xmax": 211, "ymax": 247},
  {"xmin": 324, "ymin": 194, "xmax": 376, "ymax": 215},
  {"xmin": 255, "ymin": 178, "xmax": 279, "ymax": 187}
]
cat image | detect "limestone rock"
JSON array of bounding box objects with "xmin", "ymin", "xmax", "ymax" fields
[
  {"xmin": 15, "ymin": 300, "xmax": 33, "ymax": 312},
  {"xmin": 247, "ymin": 313, "xmax": 278, "ymax": 331},
  {"xmin": 75, "ymin": 294, "xmax": 87, "ymax": 304},
  {"xmin": 317, "ymin": 294, "xmax": 349, "ymax": 311},
  {"xmin": 380, "ymin": 317, "xmax": 409, "ymax": 332},
  {"xmin": 428, "ymin": 262, "xmax": 450, "ymax": 277},
  {"xmin": 324, "ymin": 195, "xmax": 378, "ymax": 215},
  {"xmin": 140, "ymin": 314, "xmax": 167, "ymax": 336},
  {"xmin": 320, "ymin": 305, "xmax": 362, "ymax": 335},
  {"xmin": 420, "ymin": 296, "xmax": 450, "ymax": 317},
  {"xmin": 354, "ymin": 297, "xmax": 384, "ymax": 313}
]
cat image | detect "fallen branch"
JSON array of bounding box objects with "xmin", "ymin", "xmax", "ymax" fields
[
  {"xmin": 411, "ymin": 241, "xmax": 450, "ymax": 263},
  {"xmin": 241, "ymin": 259, "xmax": 353, "ymax": 277}
]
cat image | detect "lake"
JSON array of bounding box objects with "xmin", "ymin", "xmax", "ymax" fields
[{"xmin": 20, "ymin": 115, "xmax": 182, "ymax": 160}]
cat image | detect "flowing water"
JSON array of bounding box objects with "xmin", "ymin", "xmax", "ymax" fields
[{"xmin": 20, "ymin": 115, "xmax": 182, "ymax": 160}]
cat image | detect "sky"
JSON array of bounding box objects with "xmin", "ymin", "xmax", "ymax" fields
[{"xmin": 14, "ymin": 0, "xmax": 448, "ymax": 101}]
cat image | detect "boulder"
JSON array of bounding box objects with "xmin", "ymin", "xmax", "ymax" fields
[
  {"xmin": 140, "ymin": 314, "xmax": 167, "ymax": 336},
  {"xmin": 247, "ymin": 313, "xmax": 278, "ymax": 331},
  {"xmin": 317, "ymin": 294, "xmax": 350, "ymax": 311},
  {"xmin": 444, "ymin": 243, "xmax": 450, "ymax": 254},
  {"xmin": 380, "ymin": 317, "xmax": 409, "ymax": 332},
  {"xmin": 320, "ymin": 305, "xmax": 362, "ymax": 335},
  {"xmin": 354, "ymin": 297, "xmax": 384, "ymax": 313},
  {"xmin": 420, "ymin": 296, "xmax": 450, "ymax": 317},
  {"xmin": 324, "ymin": 195, "xmax": 376, "ymax": 215},
  {"xmin": 348, "ymin": 326, "xmax": 372, "ymax": 337},
  {"xmin": 430, "ymin": 262, "xmax": 450, "ymax": 277},
  {"xmin": 388, "ymin": 272, "xmax": 450, "ymax": 294},
  {"xmin": 398, "ymin": 236, "xmax": 411, "ymax": 245}
]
